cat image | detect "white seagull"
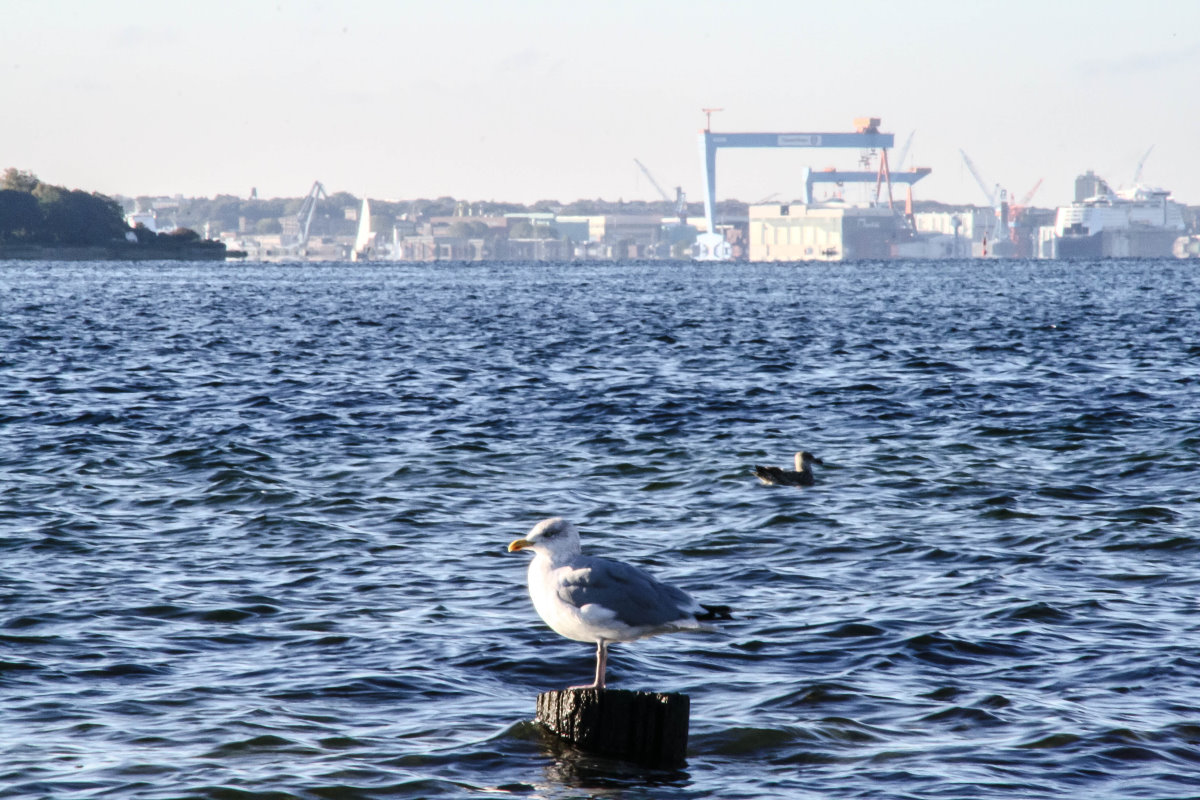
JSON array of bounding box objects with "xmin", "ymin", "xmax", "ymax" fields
[{"xmin": 508, "ymin": 517, "xmax": 730, "ymax": 689}]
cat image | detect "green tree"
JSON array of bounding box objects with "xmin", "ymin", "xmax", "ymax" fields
[
  {"xmin": 474, "ymin": 200, "xmax": 525, "ymax": 216},
  {"xmin": 1, "ymin": 170, "xmax": 139, "ymax": 246},
  {"xmin": 415, "ymin": 196, "xmax": 457, "ymax": 217},
  {"xmin": 1, "ymin": 168, "xmax": 39, "ymax": 192},
  {"xmin": 164, "ymin": 228, "xmax": 200, "ymax": 243},
  {"xmin": 255, "ymin": 217, "xmax": 283, "ymax": 235},
  {"xmin": 449, "ymin": 220, "xmax": 491, "ymax": 238},
  {"xmin": 0, "ymin": 189, "xmax": 42, "ymax": 241},
  {"xmin": 33, "ymin": 185, "xmax": 126, "ymax": 244},
  {"xmin": 131, "ymin": 223, "xmax": 156, "ymax": 243},
  {"xmin": 199, "ymin": 195, "xmax": 247, "ymax": 233},
  {"xmin": 31, "ymin": 183, "xmax": 64, "ymax": 243},
  {"xmin": 70, "ymin": 191, "xmax": 128, "ymax": 244},
  {"xmin": 560, "ymin": 198, "xmax": 604, "ymax": 215}
]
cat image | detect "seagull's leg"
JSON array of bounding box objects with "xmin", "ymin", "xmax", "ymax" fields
[
  {"xmin": 564, "ymin": 640, "xmax": 606, "ymax": 690},
  {"xmin": 593, "ymin": 639, "xmax": 608, "ymax": 689},
  {"xmin": 568, "ymin": 640, "xmax": 610, "ymax": 690}
]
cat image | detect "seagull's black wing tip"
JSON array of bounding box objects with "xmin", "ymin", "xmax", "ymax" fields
[{"xmin": 698, "ymin": 603, "xmax": 733, "ymax": 621}]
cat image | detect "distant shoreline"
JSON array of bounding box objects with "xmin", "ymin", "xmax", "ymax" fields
[{"xmin": 0, "ymin": 241, "xmax": 237, "ymax": 261}]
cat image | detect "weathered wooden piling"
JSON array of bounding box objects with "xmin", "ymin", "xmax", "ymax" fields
[{"xmin": 535, "ymin": 688, "xmax": 689, "ymax": 768}]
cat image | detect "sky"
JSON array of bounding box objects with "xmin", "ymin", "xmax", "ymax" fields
[{"xmin": 3, "ymin": 0, "xmax": 1198, "ymax": 209}]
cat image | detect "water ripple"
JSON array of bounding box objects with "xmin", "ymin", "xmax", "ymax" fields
[{"xmin": 2, "ymin": 260, "xmax": 1200, "ymax": 799}]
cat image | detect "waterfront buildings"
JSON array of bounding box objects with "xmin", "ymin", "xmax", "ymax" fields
[
  {"xmin": 155, "ymin": 171, "xmax": 1198, "ymax": 262},
  {"xmin": 748, "ymin": 204, "xmax": 900, "ymax": 261}
]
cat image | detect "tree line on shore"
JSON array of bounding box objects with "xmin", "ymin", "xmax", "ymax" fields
[
  {"xmin": 0, "ymin": 168, "xmax": 206, "ymax": 248},
  {"xmin": 0, "ymin": 168, "xmax": 129, "ymax": 246}
]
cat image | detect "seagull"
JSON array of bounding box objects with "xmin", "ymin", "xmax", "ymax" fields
[
  {"xmin": 508, "ymin": 517, "xmax": 731, "ymax": 689},
  {"xmin": 753, "ymin": 451, "xmax": 823, "ymax": 487}
]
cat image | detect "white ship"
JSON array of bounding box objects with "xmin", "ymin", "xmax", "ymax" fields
[{"xmin": 1054, "ymin": 178, "xmax": 1186, "ymax": 258}]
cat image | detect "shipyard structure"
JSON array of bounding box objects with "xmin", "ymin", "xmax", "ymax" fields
[
  {"xmin": 695, "ymin": 116, "xmax": 941, "ymax": 262},
  {"xmin": 739, "ymin": 171, "xmax": 1195, "ymax": 262},
  {"xmin": 168, "ymin": 115, "xmax": 1196, "ymax": 262},
  {"xmin": 709, "ymin": 117, "xmax": 1196, "ymax": 262},
  {"xmin": 215, "ymin": 183, "xmax": 1194, "ymax": 263}
]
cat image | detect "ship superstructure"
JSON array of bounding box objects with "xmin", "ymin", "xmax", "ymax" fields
[{"xmin": 1054, "ymin": 173, "xmax": 1186, "ymax": 258}]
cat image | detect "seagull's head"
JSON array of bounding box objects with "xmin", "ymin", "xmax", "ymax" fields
[
  {"xmin": 795, "ymin": 451, "xmax": 823, "ymax": 470},
  {"xmin": 508, "ymin": 517, "xmax": 582, "ymax": 560}
]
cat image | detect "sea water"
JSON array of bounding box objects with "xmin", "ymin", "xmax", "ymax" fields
[{"xmin": 2, "ymin": 259, "xmax": 1200, "ymax": 799}]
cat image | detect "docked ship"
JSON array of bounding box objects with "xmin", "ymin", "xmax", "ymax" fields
[{"xmin": 1054, "ymin": 171, "xmax": 1186, "ymax": 258}]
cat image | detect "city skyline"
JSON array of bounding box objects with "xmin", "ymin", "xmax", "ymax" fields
[{"xmin": 4, "ymin": 0, "xmax": 1198, "ymax": 209}]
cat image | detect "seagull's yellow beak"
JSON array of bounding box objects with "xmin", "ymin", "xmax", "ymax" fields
[{"xmin": 508, "ymin": 538, "xmax": 532, "ymax": 552}]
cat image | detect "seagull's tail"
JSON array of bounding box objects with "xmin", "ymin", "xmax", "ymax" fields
[
  {"xmin": 698, "ymin": 604, "xmax": 733, "ymax": 621},
  {"xmin": 752, "ymin": 466, "xmax": 779, "ymax": 485}
]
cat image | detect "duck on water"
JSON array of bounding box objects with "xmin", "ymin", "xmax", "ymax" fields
[{"xmin": 753, "ymin": 451, "xmax": 823, "ymax": 487}]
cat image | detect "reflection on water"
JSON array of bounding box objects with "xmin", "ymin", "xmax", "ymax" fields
[{"xmin": 536, "ymin": 728, "xmax": 692, "ymax": 798}]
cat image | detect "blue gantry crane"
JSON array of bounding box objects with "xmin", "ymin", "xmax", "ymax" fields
[{"xmin": 694, "ymin": 113, "xmax": 928, "ymax": 259}]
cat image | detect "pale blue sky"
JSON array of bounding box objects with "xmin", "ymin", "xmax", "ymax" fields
[{"xmin": 4, "ymin": 0, "xmax": 1197, "ymax": 208}]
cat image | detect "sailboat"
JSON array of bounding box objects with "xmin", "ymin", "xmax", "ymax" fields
[{"xmin": 351, "ymin": 197, "xmax": 376, "ymax": 261}]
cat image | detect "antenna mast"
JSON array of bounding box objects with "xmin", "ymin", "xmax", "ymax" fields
[{"xmin": 701, "ymin": 107, "xmax": 723, "ymax": 132}]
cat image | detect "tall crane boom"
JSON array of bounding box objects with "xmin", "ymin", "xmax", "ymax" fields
[
  {"xmin": 959, "ymin": 149, "xmax": 996, "ymax": 207},
  {"xmin": 1016, "ymin": 178, "xmax": 1043, "ymax": 209},
  {"xmin": 895, "ymin": 130, "xmax": 915, "ymax": 170},
  {"xmin": 633, "ymin": 159, "xmax": 674, "ymax": 204},
  {"xmin": 296, "ymin": 180, "xmax": 327, "ymax": 251},
  {"xmin": 1132, "ymin": 145, "xmax": 1155, "ymax": 184}
]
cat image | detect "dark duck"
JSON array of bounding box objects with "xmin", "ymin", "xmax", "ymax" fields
[{"xmin": 753, "ymin": 451, "xmax": 823, "ymax": 487}]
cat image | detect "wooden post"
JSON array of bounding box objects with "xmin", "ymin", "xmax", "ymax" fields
[{"xmin": 535, "ymin": 688, "xmax": 689, "ymax": 768}]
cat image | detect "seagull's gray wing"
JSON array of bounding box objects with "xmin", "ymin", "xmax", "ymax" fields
[{"xmin": 557, "ymin": 555, "xmax": 696, "ymax": 628}]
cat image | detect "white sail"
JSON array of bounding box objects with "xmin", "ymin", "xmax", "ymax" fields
[{"xmin": 353, "ymin": 197, "xmax": 376, "ymax": 259}]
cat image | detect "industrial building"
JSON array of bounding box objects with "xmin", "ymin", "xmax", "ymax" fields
[{"xmin": 748, "ymin": 204, "xmax": 902, "ymax": 261}]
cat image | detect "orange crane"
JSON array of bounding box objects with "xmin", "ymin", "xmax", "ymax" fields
[{"xmin": 1009, "ymin": 178, "xmax": 1043, "ymax": 222}]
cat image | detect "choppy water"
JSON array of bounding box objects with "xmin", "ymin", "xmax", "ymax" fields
[{"xmin": 3, "ymin": 259, "xmax": 1200, "ymax": 799}]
